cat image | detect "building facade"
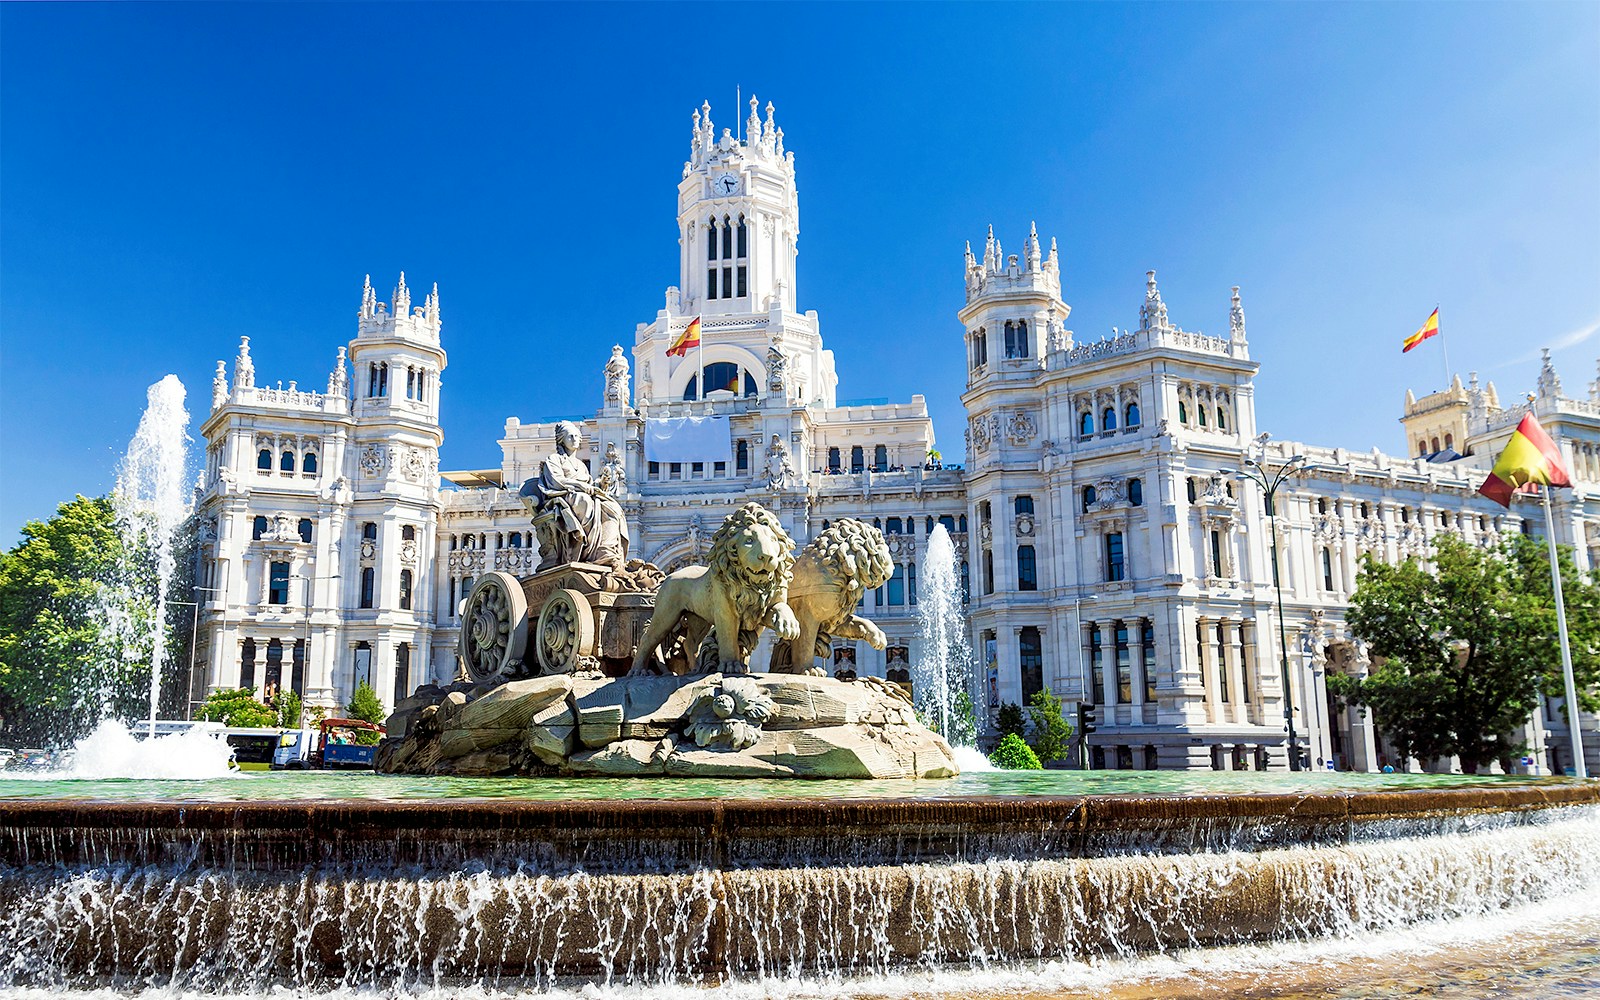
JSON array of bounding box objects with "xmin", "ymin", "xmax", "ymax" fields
[{"xmin": 191, "ymin": 99, "xmax": 1599, "ymax": 773}]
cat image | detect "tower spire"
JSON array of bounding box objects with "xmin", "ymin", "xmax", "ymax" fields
[
  {"xmin": 234, "ymin": 336, "xmax": 255, "ymax": 389},
  {"xmin": 361, "ymin": 273, "xmax": 376, "ymax": 319},
  {"xmin": 1025, "ymin": 221, "xmax": 1041, "ymax": 271},
  {"xmin": 1229, "ymin": 285, "xmax": 1247, "ymax": 343},
  {"xmin": 393, "ymin": 271, "xmax": 411, "ymax": 316},
  {"xmin": 1140, "ymin": 270, "xmax": 1169, "ymax": 332}
]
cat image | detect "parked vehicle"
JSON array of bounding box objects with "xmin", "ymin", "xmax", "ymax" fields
[
  {"xmin": 271, "ymin": 718, "xmax": 385, "ymax": 770},
  {"xmin": 222, "ymin": 727, "xmax": 282, "ymax": 771}
]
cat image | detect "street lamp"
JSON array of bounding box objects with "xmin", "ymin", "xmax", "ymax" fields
[
  {"xmin": 1238, "ymin": 453, "xmax": 1306, "ymax": 772},
  {"xmin": 1070, "ymin": 592, "xmax": 1098, "ymax": 769}
]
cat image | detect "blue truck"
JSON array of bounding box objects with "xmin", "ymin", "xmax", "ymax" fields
[{"xmin": 271, "ymin": 718, "xmax": 385, "ymax": 770}]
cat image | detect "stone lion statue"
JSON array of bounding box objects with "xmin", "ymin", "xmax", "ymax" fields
[
  {"xmin": 631, "ymin": 503, "xmax": 800, "ymax": 675},
  {"xmin": 768, "ymin": 518, "xmax": 893, "ymax": 675}
]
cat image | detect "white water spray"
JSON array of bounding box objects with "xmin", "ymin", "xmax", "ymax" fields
[
  {"xmin": 914, "ymin": 525, "xmax": 975, "ymax": 747},
  {"xmin": 112, "ymin": 375, "xmax": 190, "ymax": 737}
]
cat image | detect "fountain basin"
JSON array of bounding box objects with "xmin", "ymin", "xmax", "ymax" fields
[{"xmin": 2, "ymin": 781, "xmax": 1596, "ymax": 988}]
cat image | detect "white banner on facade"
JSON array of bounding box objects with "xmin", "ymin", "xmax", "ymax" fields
[{"xmin": 645, "ymin": 415, "xmax": 730, "ymax": 464}]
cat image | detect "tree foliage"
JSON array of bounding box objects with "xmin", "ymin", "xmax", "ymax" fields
[
  {"xmin": 1334, "ymin": 534, "xmax": 1600, "ymax": 773},
  {"xmin": 346, "ymin": 680, "xmax": 386, "ymax": 726},
  {"xmin": 0, "ymin": 496, "xmax": 153, "ymax": 744},
  {"xmin": 1025, "ymin": 688, "xmax": 1073, "ymax": 764},
  {"xmin": 989, "ymin": 732, "xmax": 1042, "ymax": 770},
  {"xmin": 995, "ymin": 701, "xmax": 1025, "ymax": 739},
  {"xmin": 274, "ymin": 689, "xmax": 304, "ymax": 729},
  {"xmin": 195, "ymin": 688, "xmax": 275, "ymax": 728}
]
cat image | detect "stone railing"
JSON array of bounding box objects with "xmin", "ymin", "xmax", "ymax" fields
[{"xmin": 234, "ymin": 385, "xmax": 349, "ymax": 414}]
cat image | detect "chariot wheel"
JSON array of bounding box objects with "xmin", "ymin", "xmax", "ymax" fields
[
  {"xmin": 535, "ymin": 587, "xmax": 596, "ymax": 674},
  {"xmin": 458, "ymin": 571, "xmax": 529, "ymax": 683}
]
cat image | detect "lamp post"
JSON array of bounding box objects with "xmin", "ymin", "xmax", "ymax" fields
[
  {"xmin": 1238, "ymin": 454, "xmax": 1306, "ymax": 772},
  {"xmin": 1070, "ymin": 592, "xmax": 1098, "ymax": 769}
]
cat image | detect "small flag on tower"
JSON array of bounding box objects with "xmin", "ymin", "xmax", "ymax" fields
[
  {"xmin": 1402, "ymin": 308, "xmax": 1440, "ymax": 353},
  {"xmin": 1478, "ymin": 413, "xmax": 1572, "ymax": 508},
  {"xmin": 666, "ymin": 316, "xmax": 702, "ymax": 357}
]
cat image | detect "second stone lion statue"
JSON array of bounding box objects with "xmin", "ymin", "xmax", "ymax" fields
[
  {"xmin": 769, "ymin": 518, "xmax": 893, "ymax": 675},
  {"xmin": 631, "ymin": 503, "xmax": 800, "ymax": 675}
]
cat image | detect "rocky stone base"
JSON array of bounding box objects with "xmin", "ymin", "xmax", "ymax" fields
[{"xmin": 378, "ymin": 673, "xmax": 959, "ymax": 779}]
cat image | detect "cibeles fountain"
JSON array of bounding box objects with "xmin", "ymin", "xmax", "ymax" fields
[
  {"xmin": 5, "ymin": 421, "xmax": 1600, "ymax": 996},
  {"xmin": 380, "ymin": 421, "xmax": 958, "ymax": 779}
]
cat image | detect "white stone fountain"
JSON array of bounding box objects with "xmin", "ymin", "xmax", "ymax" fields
[{"xmin": 914, "ymin": 524, "xmax": 978, "ymax": 750}]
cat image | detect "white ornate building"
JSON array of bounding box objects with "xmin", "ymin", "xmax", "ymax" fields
[{"xmin": 191, "ymin": 99, "xmax": 1599, "ymax": 773}]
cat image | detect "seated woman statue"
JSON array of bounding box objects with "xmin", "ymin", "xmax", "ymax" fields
[{"xmin": 519, "ymin": 421, "xmax": 630, "ymax": 571}]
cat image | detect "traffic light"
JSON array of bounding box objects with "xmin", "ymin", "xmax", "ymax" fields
[{"xmin": 1078, "ymin": 703, "xmax": 1097, "ymax": 735}]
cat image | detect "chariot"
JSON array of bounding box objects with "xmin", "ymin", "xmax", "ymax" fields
[{"xmin": 456, "ymin": 562, "xmax": 662, "ymax": 683}]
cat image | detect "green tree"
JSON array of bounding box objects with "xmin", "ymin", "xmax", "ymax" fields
[
  {"xmin": 195, "ymin": 688, "xmax": 275, "ymax": 728},
  {"xmin": 1333, "ymin": 534, "xmax": 1600, "ymax": 773},
  {"xmin": 1026, "ymin": 688, "xmax": 1073, "ymax": 764},
  {"xmin": 274, "ymin": 689, "xmax": 304, "ymax": 729},
  {"xmin": 989, "ymin": 732, "xmax": 1042, "ymax": 770},
  {"xmin": 0, "ymin": 496, "xmax": 153, "ymax": 743},
  {"xmin": 996, "ymin": 701, "xmax": 1026, "ymax": 739},
  {"xmin": 346, "ymin": 680, "xmax": 386, "ymax": 726}
]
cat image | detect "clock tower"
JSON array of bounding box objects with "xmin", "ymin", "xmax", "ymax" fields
[{"xmin": 677, "ymin": 97, "xmax": 800, "ymax": 317}]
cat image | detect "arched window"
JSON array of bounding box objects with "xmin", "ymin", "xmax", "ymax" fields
[
  {"xmin": 736, "ymin": 215, "xmax": 747, "ymax": 257},
  {"xmin": 302, "ymin": 451, "xmax": 318, "ymax": 474},
  {"xmin": 971, "ymin": 328, "xmax": 988, "ymax": 368},
  {"xmin": 252, "ymin": 516, "xmax": 268, "ymax": 540},
  {"xmin": 1015, "ymin": 495, "xmax": 1034, "ymax": 516},
  {"xmin": 1018, "ymin": 545, "xmax": 1037, "ymax": 590},
  {"xmin": 850, "ymin": 446, "xmax": 865, "ymax": 474},
  {"xmin": 298, "ymin": 518, "xmax": 312, "ymax": 543},
  {"xmin": 722, "ymin": 214, "xmax": 733, "ymax": 259},
  {"xmin": 1187, "ymin": 477, "xmax": 1198, "ymax": 503},
  {"xmin": 378, "ymin": 363, "xmax": 388, "ymax": 397},
  {"xmin": 874, "ymin": 444, "xmax": 888, "ymax": 472},
  {"xmin": 406, "ymin": 367, "xmax": 416, "ymax": 400},
  {"xmin": 827, "ymin": 447, "xmax": 841, "ymax": 473},
  {"xmin": 1444, "ymin": 433, "xmax": 1454, "ymax": 451},
  {"xmin": 280, "ymin": 450, "xmax": 295, "ymax": 472},
  {"xmin": 1125, "ymin": 402, "xmax": 1141, "ymax": 428},
  {"xmin": 939, "ymin": 515, "xmax": 956, "ymax": 532},
  {"xmin": 359, "ymin": 567, "xmax": 375, "ymax": 609},
  {"xmin": 1179, "ymin": 401, "xmax": 1189, "ymax": 424},
  {"xmin": 257, "ymin": 449, "xmax": 272, "ymax": 471},
  {"xmin": 399, "ymin": 569, "xmax": 413, "ymax": 610},
  {"xmin": 1102, "ymin": 407, "xmax": 1117, "ymax": 431},
  {"xmin": 402, "ymin": 525, "xmax": 415, "ymax": 541},
  {"xmin": 692, "ymin": 361, "xmax": 741, "ymax": 398},
  {"xmin": 1082, "ymin": 485, "xmax": 1097, "ymax": 513},
  {"xmin": 240, "ymin": 638, "xmax": 256, "ymax": 691},
  {"xmin": 1431, "ymin": 436, "xmax": 1441, "ymax": 453},
  {"xmin": 959, "ymin": 514, "xmax": 968, "ymax": 532},
  {"xmin": 1015, "ymin": 319, "xmax": 1028, "ymax": 358},
  {"xmin": 707, "ymin": 217, "xmax": 718, "ymax": 260},
  {"xmin": 1317, "ymin": 497, "xmax": 1328, "ymax": 514},
  {"xmin": 1197, "ymin": 406, "xmax": 1207, "ymax": 427},
  {"xmin": 1129, "ymin": 478, "xmax": 1143, "ymax": 507},
  {"xmin": 362, "ymin": 522, "xmax": 377, "ymax": 541},
  {"xmin": 886, "ymin": 517, "xmax": 903, "ymax": 534},
  {"xmin": 1418, "ymin": 440, "xmax": 1429, "ymax": 457},
  {"xmin": 736, "ymin": 439, "xmax": 750, "ymax": 473},
  {"xmin": 1217, "ymin": 408, "xmax": 1227, "ymax": 431},
  {"xmin": 1079, "ymin": 412, "xmax": 1094, "ymax": 437},
  {"xmin": 369, "ymin": 363, "xmax": 379, "ymax": 397}
]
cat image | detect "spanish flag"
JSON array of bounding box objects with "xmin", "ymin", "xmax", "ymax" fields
[
  {"xmin": 666, "ymin": 316, "xmax": 702, "ymax": 358},
  {"xmin": 1478, "ymin": 413, "xmax": 1571, "ymax": 507},
  {"xmin": 1402, "ymin": 308, "xmax": 1440, "ymax": 353}
]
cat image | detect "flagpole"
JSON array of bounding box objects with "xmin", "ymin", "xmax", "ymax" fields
[
  {"xmin": 1437, "ymin": 305, "xmax": 1451, "ymax": 390},
  {"xmin": 1540, "ymin": 483, "xmax": 1589, "ymax": 778}
]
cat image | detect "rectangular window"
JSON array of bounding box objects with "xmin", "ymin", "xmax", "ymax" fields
[
  {"xmin": 1239, "ymin": 627, "xmax": 1252, "ymax": 704},
  {"xmin": 359, "ymin": 567, "xmax": 375, "ymax": 609},
  {"xmin": 983, "ymin": 550, "xmax": 995, "ymax": 595},
  {"xmin": 722, "ymin": 225, "xmax": 733, "ymax": 259},
  {"xmin": 737, "ymin": 266, "xmax": 747, "ymax": 298},
  {"xmin": 723, "ymin": 266, "xmax": 732, "ymax": 297},
  {"xmin": 887, "ymin": 565, "xmax": 906, "ymax": 606},
  {"xmin": 268, "ymin": 561, "xmax": 290, "ymax": 606},
  {"xmin": 1018, "ymin": 545, "xmax": 1037, "ymax": 591},
  {"xmin": 1210, "ymin": 530, "xmax": 1224, "ymax": 578},
  {"xmin": 1019, "ymin": 626, "xmax": 1044, "ymax": 702},
  {"xmin": 714, "ymin": 461, "xmax": 726, "ymax": 476},
  {"xmin": 1322, "ymin": 548, "xmax": 1335, "ymax": 590},
  {"xmin": 1116, "ymin": 622, "xmax": 1131, "ymax": 704},
  {"xmin": 691, "ymin": 462, "xmax": 704, "ymax": 477},
  {"xmin": 669, "ymin": 462, "xmax": 681, "ymax": 480},
  {"xmin": 1106, "ymin": 532, "xmax": 1125, "ymax": 582},
  {"xmin": 1216, "ymin": 623, "xmax": 1230, "ymax": 702},
  {"xmin": 1142, "ymin": 621, "xmax": 1157, "ymax": 701},
  {"xmin": 649, "ymin": 461, "xmax": 660, "ymax": 478},
  {"xmin": 707, "ymin": 268, "xmax": 717, "ymax": 299},
  {"xmin": 737, "ymin": 220, "xmax": 747, "ymax": 257},
  {"xmin": 1090, "ymin": 626, "xmax": 1104, "ymax": 706}
]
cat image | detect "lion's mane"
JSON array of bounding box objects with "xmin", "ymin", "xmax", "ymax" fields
[
  {"xmin": 707, "ymin": 502, "xmax": 796, "ymax": 627},
  {"xmin": 800, "ymin": 519, "xmax": 892, "ymax": 631}
]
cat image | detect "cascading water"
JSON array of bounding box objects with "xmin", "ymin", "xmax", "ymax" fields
[
  {"xmin": 914, "ymin": 525, "xmax": 977, "ymax": 751},
  {"xmin": 111, "ymin": 375, "xmax": 191, "ymax": 736}
]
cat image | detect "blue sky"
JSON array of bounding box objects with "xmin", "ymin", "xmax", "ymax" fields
[{"xmin": 3, "ymin": 2, "xmax": 1597, "ymax": 542}]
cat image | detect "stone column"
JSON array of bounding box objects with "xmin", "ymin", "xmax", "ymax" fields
[
  {"xmin": 1099, "ymin": 618, "xmax": 1119, "ymax": 708},
  {"xmin": 1132, "ymin": 616, "xmax": 1149, "ymax": 708},
  {"xmin": 1221, "ymin": 619, "xmax": 1246, "ymax": 727},
  {"xmin": 1196, "ymin": 615, "xmax": 1220, "ymax": 724}
]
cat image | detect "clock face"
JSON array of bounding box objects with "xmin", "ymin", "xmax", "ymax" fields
[{"xmin": 715, "ymin": 173, "xmax": 739, "ymax": 196}]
